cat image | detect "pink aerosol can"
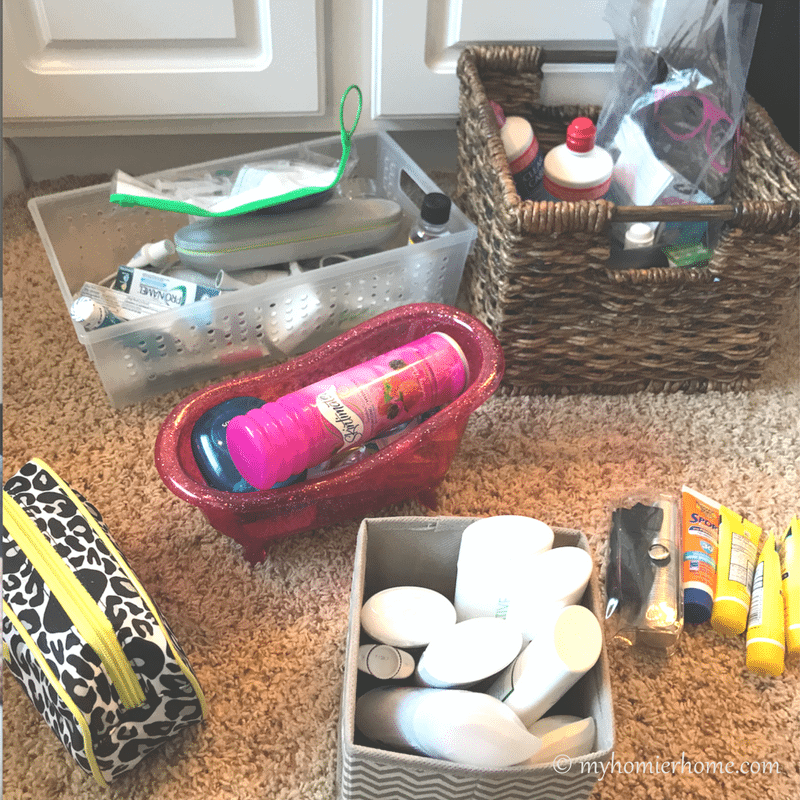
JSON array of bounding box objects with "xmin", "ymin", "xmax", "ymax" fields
[{"xmin": 226, "ymin": 332, "xmax": 469, "ymax": 490}]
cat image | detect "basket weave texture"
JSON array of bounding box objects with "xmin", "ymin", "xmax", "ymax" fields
[{"xmin": 456, "ymin": 46, "xmax": 800, "ymax": 394}]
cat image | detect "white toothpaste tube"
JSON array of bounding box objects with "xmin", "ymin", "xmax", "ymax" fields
[
  {"xmin": 113, "ymin": 265, "xmax": 220, "ymax": 308},
  {"xmin": 75, "ymin": 282, "xmax": 168, "ymax": 325}
]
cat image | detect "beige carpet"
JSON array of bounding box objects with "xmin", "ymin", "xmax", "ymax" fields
[{"xmin": 3, "ymin": 178, "xmax": 800, "ymax": 800}]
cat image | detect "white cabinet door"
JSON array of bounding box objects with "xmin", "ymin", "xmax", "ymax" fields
[
  {"xmin": 3, "ymin": 0, "xmax": 323, "ymax": 121},
  {"xmin": 373, "ymin": 0, "xmax": 615, "ymax": 118}
]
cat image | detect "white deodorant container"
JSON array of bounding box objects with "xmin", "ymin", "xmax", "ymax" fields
[
  {"xmin": 487, "ymin": 604, "xmax": 603, "ymax": 727},
  {"xmin": 454, "ymin": 516, "xmax": 554, "ymax": 621},
  {"xmin": 525, "ymin": 714, "xmax": 597, "ymax": 764},
  {"xmin": 355, "ymin": 687, "xmax": 542, "ymax": 768},
  {"xmin": 503, "ymin": 546, "xmax": 595, "ymax": 641},
  {"xmin": 414, "ymin": 617, "xmax": 523, "ymax": 688},
  {"xmin": 360, "ymin": 586, "xmax": 457, "ymax": 648}
]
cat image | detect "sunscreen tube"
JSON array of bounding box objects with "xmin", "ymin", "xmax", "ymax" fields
[
  {"xmin": 711, "ymin": 508, "xmax": 761, "ymax": 636},
  {"xmin": 414, "ymin": 617, "xmax": 522, "ymax": 689},
  {"xmin": 681, "ymin": 486, "xmax": 721, "ymax": 624},
  {"xmin": 354, "ymin": 687, "xmax": 541, "ymax": 767},
  {"xmin": 525, "ymin": 715, "xmax": 596, "ymax": 764},
  {"xmin": 486, "ymin": 605, "xmax": 603, "ymax": 727},
  {"xmin": 746, "ymin": 532, "xmax": 785, "ymax": 676},
  {"xmin": 360, "ymin": 587, "xmax": 457, "ymax": 648},
  {"xmin": 358, "ymin": 644, "xmax": 415, "ymax": 680},
  {"xmin": 779, "ymin": 517, "xmax": 800, "ymax": 660},
  {"xmin": 453, "ymin": 516, "xmax": 554, "ymax": 622}
]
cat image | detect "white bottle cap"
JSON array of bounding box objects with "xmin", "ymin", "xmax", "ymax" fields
[
  {"xmin": 415, "ymin": 617, "xmax": 522, "ymax": 688},
  {"xmin": 70, "ymin": 296, "xmax": 106, "ymax": 330},
  {"xmin": 500, "ymin": 117, "xmax": 535, "ymax": 163},
  {"xmin": 454, "ymin": 516, "xmax": 554, "ymax": 621},
  {"xmin": 526, "ymin": 715, "xmax": 597, "ymax": 764},
  {"xmin": 624, "ymin": 222, "xmax": 656, "ymax": 250},
  {"xmin": 144, "ymin": 239, "xmax": 177, "ymax": 266},
  {"xmin": 361, "ymin": 586, "xmax": 457, "ymax": 648},
  {"xmin": 358, "ymin": 644, "xmax": 416, "ymax": 680}
]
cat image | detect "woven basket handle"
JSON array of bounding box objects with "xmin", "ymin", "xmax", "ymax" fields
[{"xmin": 614, "ymin": 201, "xmax": 799, "ymax": 233}]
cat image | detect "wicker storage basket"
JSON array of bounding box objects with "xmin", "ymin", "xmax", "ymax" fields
[{"xmin": 456, "ymin": 45, "xmax": 800, "ymax": 394}]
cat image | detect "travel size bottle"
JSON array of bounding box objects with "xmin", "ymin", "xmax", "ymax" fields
[
  {"xmin": 490, "ymin": 101, "xmax": 545, "ymax": 200},
  {"xmin": 409, "ymin": 193, "xmax": 452, "ymax": 243}
]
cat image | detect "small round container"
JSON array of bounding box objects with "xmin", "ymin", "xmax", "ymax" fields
[
  {"xmin": 415, "ymin": 617, "xmax": 523, "ymax": 688},
  {"xmin": 360, "ymin": 586, "xmax": 457, "ymax": 648},
  {"xmin": 358, "ymin": 644, "xmax": 415, "ymax": 680}
]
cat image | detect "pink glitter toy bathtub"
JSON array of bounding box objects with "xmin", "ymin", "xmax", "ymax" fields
[{"xmin": 155, "ymin": 303, "xmax": 504, "ymax": 563}]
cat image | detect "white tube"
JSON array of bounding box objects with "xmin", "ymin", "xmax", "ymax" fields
[
  {"xmin": 355, "ymin": 687, "xmax": 542, "ymax": 768},
  {"xmin": 524, "ymin": 715, "xmax": 597, "ymax": 764},
  {"xmin": 414, "ymin": 617, "xmax": 522, "ymax": 688},
  {"xmin": 487, "ymin": 605, "xmax": 603, "ymax": 727},
  {"xmin": 360, "ymin": 586, "xmax": 457, "ymax": 648},
  {"xmin": 454, "ymin": 516, "xmax": 554, "ymax": 622},
  {"xmin": 126, "ymin": 239, "xmax": 176, "ymax": 268},
  {"xmin": 358, "ymin": 644, "xmax": 415, "ymax": 680}
]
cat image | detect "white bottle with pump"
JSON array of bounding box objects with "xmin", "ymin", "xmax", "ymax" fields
[
  {"xmin": 537, "ymin": 117, "xmax": 613, "ymax": 202},
  {"xmin": 355, "ymin": 686, "xmax": 542, "ymax": 767}
]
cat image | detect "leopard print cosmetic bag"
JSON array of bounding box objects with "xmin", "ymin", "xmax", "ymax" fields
[{"xmin": 2, "ymin": 458, "xmax": 207, "ymax": 786}]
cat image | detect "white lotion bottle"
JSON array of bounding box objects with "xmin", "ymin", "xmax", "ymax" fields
[
  {"xmin": 502, "ymin": 546, "xmax": 595, "ymax": 641},
  {"xmin": 355, "ymin": 686, "xmax": 541, "ymax": 768},
  {"xmin": 415, "ymin": 617, "xmax": 522, "ymax": 688},
  {"xmin": 454, "ymin": 515, "xmax": 554, "ymax": 621},
  {"xmin": 487, "ymin": 604, "xmax": 603, "ymax": 727},
  {"xmin": 524, "ymin": 714, "xmax": 597, "ymax": 764},
  {"xmin": 361, "ymin": 586, "xmax": 457, "ymax": 648},
  {"xmin": 358, "ymin": 644, "xmax": 415, "ymax": 680}
]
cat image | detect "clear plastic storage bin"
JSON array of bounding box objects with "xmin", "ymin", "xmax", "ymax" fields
[{"xmin": 28, "ymin": 132, "xmax": 477, "ymax": 407}]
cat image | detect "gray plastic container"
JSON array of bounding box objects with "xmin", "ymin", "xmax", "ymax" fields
[{"xmin": 28, "ymin": 133, "xmax": 476, "ymax": 407}]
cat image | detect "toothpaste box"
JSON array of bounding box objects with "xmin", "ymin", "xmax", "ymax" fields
[{"xmin": 113, "ymin": 266, "xmax": 220, "ymax": 308}]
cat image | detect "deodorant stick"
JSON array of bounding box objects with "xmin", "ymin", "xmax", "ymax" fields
[{"xmin": 487, "ymin": 604, "xmax": 603, "ymax": 727}]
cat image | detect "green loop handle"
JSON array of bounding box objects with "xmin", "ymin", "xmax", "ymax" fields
[{"xmin": 340, "ymin": 84, "xmax": 363, "ymax": 145}]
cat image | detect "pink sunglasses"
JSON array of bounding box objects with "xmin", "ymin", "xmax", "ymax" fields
[{"xmin": 653, "ymin": 89, "xmax": 740, "ymax": 174}]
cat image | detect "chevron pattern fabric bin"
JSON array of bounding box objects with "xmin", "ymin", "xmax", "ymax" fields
[{"xmin": 337, "ymin": 517, "xmax": 614, "ymax": 800}]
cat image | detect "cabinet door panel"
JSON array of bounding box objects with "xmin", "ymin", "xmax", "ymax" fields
[
  {"xmin": 3, "ymin": 0, "xmax": 323, "ymax": 120},
  {"xmin": 374, "ymin": 0, "xmax": 614, "ymax": 118}
]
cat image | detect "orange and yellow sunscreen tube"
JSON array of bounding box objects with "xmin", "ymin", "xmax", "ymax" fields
[
  {"xmin": 746, "ymin": 532, "xmax": 785, "ymax": 676},
  {"xmin": 711, "ymin": 507, "xmax": 762, "ymax": 637},
  {"xmin": 681, "ymin": 486, "xmax": 720, "ymax": 624},
  {"xmin": 779, "ymin": 517, "xmax": 800, "ymax": 662}
]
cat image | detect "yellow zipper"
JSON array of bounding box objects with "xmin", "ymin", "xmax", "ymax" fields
[{"xmin": 3, "ymin": 491, "xmax": 146, "ymax": 710}]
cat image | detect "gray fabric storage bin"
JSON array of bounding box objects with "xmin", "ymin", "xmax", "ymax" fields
[{"xmin": 337, "ymin": 516, "xmax": 615, "ymax": 800}]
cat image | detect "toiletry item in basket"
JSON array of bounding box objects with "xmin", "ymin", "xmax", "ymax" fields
[
  {"xmin": 72, "ymin": 282, "xmax": 168, "ymax": 328},
  {"xmin": 408, "ymin": 193, "xmax": 452, "ymax": 243},
  {"xmin": 453, "ymin": 515, "xmax": 554, "ymax": 622},
  {"xmin": 779, "ymin": 518, "xmax": 800, "ymax": 661},
  {"xmin": 537, "ymin": 117, "xmax": 613, "ymax": 202},
  {"xmin": 681, "ymin": 486, "xmax": 721, "ymax": 624},
  {"xmin": 225, "ymin": 331, "xmax": 469, "ymax": 490},
  {"xmin": 490, "ymin": 101, "xmax": 544, "ymax": 200},
  {"xmin": 486, "ymin": 604, "xmax": 603, "ymax": 727},
  {"xmin": 173, "ymin": 197, "xmax": 403, "ymax": 272},
  {"xmin": 746, "ymin": 532, "xmax": 785, "ymax": 676},
  {"xmin": 525, "ymin": 715, "xmax": 597, "ymax": 764},
  {"xmin": 113, "ymin": 265, "xmax": 220, "ymax": 307},
  {"xmin": 361, "ymin": 586, "xmax": 457, "ymax": 648},
  {"xmin": 711, "ymin": 508, "xmax": 761, "ymax": 637},
  {"xmin": 191, "ymin": 396, "xmax": 306, "ymax": 493},
  {"xmin": 414, "ymin": 617, "xmax": 522, "ymax": 689},
  {"xmin": 358, "ymin": 644, "xmax": 415, "ymax": 680},
  {"xmin": 355, "ymin": 687, "xmax": 542, "ymax": 767},
  {"xmin": 125, "ymin": 238, "xmax": 176, "ymax": 268},
  {"xmin": 70, "ymin": 296, "xmax": 126, "ymax": 331}
]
